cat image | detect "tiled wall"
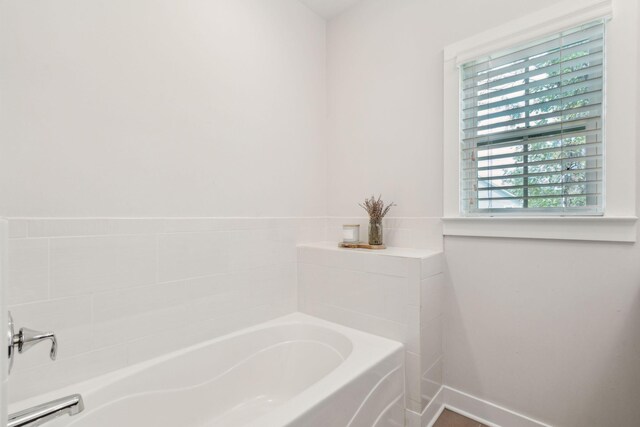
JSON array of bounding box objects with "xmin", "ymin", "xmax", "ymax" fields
[
  {"xmin": 6, "ymin": 216, "xmax": 442, "ymax": 405},
  {"xmin": 297, "ymin": 243, "xmax": 444, "ymax": 415},
  {"xmin": 6, "ymin": 218, "xmax": 325, "ymax": 403},
  {"xmin": 420, "ymin": 271, "xmax": 445, "ymax": 408},
  {"xmin": 0, "ymin": 220, "xmax": 7, "ymax": 424}
]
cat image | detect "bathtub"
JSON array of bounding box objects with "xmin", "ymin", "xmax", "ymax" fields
[{"xmin": 9, "ymin": 313, "xmax": 405, "ymax": 427}]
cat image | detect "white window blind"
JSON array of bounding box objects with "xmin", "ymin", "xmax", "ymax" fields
[{"xmin": 460, "ymin": 20, "xmax": 605, "ymax": 216}]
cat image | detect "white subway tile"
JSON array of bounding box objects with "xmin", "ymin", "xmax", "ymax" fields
[
  {"xmin": 297, "ymin": 263, "xmax": 330, "ymax": 303},
  {"xmin": 421, "ymin": 273, "xmax": 445, "ymax": 325},
  {"xmin": 295, "ymin": 219, "xmax": 328, "ymax": 242},
  {"xmin": 405, "ymin": 306, "xmax": 420, "ymax": 353},
  {"xmin": 421, "ymin": 355, "xmax": 443, "ymax": 405},
  {"xmin": 187, "ymin": 287, "xmax": 250, "ymax": 324},
  {"xmin": 28, "ymin": 219, "xmax": 110, "ymax": 237},
  {"xmin": 377, "ymin": 275, "xmax": 410, "ymax": 323},
  {"xmin": 126, "ymin": 322, "xmax": 198, "ymax": 365},
  {"xmin": 421, "ymin": 314, "xmax": 443, "ymax": 371},
  {"xmin": 226, "ymin": 218, "xmax": 276, "ymax": 230},
  {"xmin": 184, "ymin": 274, "xmax": 237, "ymax": 299},
  {"xmin": 49, "ymin": 235, "xmax": 157, "ymax": 297},
  {"xmin": 297, "ymin": 246, "xmax": 325, "ymax": 265},
  {"xmin": 93, "ymin": 305, "xmax": 190, "ymax": 348},
  {"xmin": 277, "ymin": 240, "xmax": 298, "ymax": 264},
  {"xmin": 323, "ymin": 248, "xmax": 366, "ymax": 271},
  {"xmin": 303, "ymin": 302, "xmax": 405, "ymax": 344},
  {"xmin": 420, "ymin": 252, "xmax": 444, "ymax": 279},
  {"xmin": 386, "ymin": 228, "xmax": 415, "ymax": 248},
  {"xmin": 163, "ymin": 218, "xmax": 227, "ymax": 233},
  {"xmin": 27, "ymin": 219, "xmax": 163, "ymax": 237},
  {"xmin": 278, "ymin": 296, "xmax": 298, "ymax": 314},
  {"xmin": 125, "ymin": 304, "xmax": 275, "ymax": 366},
  {"xmin": 8, "ymin": 219, "xmax": 28, "ymax": 238},
  {"xmin": 105, "ymin": 219, "xmax": 163, "ymax": 235},
  {"xmin": 407, "ymin": 396, "xmax": 423, "ymax": 413},
  {"xmin": 8, "ymin": 239, "xmax": 49, "ymax": 305},
  {"xmin": 227, "ymin": 229, "xmax": 280, "ymax": 271},
  {"xmin": 93, "ymin": 281, "xmax": 190, "ymax": 323},
  {"xmin": 363, "ymin": 253, "xmax": 409, "ymax": 277},
  {"xmin": 405, "ymin": 351, "xmax": 422, "ymax": 408},
  {"xmin": 407, "ymin": 260, "xmax": 421, "ymax": 304},
  {"xmin": 332, "ymin": 270, "xmax": 387, "ymax": 317},
  {"xmin": 158, "ymin": 232, "xmax": 229, "ymax": 282}
]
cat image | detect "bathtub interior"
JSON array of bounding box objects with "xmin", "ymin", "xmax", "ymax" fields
[
  {"xmin": 67, "ymin": 339, "xmax": 347, "ymax": 427},
  {"xmin": 15, "ymin": 315, "xmax": 403, "ymax": 427},
  {"xmin": 77, "ymin": 323, "xmax": 352, "ymax": 406}
]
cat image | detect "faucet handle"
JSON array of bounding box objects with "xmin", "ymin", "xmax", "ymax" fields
[
  {"xmin": 16, "ymin": 328, "xmax": 58, "ymax": 360},
  {"xmin": 7, "ymin": 311, "xmax": 58, "ymax": 374}
]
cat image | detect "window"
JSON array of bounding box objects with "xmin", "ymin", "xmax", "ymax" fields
[
  {"xmin": 443, "ymin": 1, "xmax": 637, "ymax": 242},
  {"xmin": 460, "ymin": 20, "xmax": 605, "ymax": 216}
]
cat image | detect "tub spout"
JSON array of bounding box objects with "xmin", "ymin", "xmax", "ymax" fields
[{"xmin": 8, "ymin": 394, "xmax": 85, "ymax": 427}]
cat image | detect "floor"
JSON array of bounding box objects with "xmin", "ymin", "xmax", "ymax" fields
[{"xmin": 433, "ymin": 409, "xmax": 490, "ymax": 427}]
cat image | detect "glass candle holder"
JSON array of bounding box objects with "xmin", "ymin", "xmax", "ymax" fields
[{"xmin": 342, "ymin": 224, "xmax": 360, "ymax": 243}]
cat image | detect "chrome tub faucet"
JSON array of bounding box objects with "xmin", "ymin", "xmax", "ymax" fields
[
  {"xmin": 6, "ymin": 312, "xmax": 86, "ymax": 426},
  {"xmin": 8, "ymin": 394, "xmax": 85, "ymax": 427}
]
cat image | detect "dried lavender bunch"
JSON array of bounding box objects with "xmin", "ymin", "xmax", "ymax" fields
[{"xmin": 359, "ymin": 195, "xmax": 395, "ymax": 223}]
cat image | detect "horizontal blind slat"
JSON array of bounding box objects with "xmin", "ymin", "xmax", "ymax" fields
[
  {"xmin": 472, "ymin": 141, "xmax": 602, "ymax": 162},
  {"xmin": 462, "ymin": 90, "xmax": 602, "ymax": 125},
  {"xmin": 462, "ymin": 62, "xmax": 603, "ymax": 105},
  {"xmin": 462, "ymin": 74, "xmax": 602, "ymax": 115},
  {"xmin": 462, "ymin": 166, "xmax": 602, "ymax": 182},
  {"xmin": 463, "ymin": 179, "xmax": 602, "ymax": 192},
  {"xmin": 466, "ymin": 153, "xmax": 602, "ymax": 172},
  {"xmin": 464, "ymin": 103, "xmax": 602, "ymax": 136},
  {"xmin": 468, "ymin": 193, "xmax": 601, "ymax": 202},
  {"xmin": 462, "ymin": 21, "xmax": 604, "ymax": 76},
  {"xmin": 462, "ymin": 40, "xmax": 604, "ymax": 91},
  {"xmin": 462, "ymin": 119, "xmax": 601, "ymax": 146},
  {"xmin": 462, "ymin": 128, "xmax": 602, "ymax": 152},
  {"xmin": 461, "ymin": 44, "xmax": 604, "ymax": 88}
]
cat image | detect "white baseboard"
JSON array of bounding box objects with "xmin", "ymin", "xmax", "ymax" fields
[
  {"xmin": 406, "ymin": 385, "xmax": 445, "ymax": 427},
  {"xmin": 418, "ymin": 386, "xmax": 552, "ymax": 427}
]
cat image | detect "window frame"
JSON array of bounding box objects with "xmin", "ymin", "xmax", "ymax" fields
[{"xmin": 442, "ymin": 0, "xmax": 638, "ymax": 242}]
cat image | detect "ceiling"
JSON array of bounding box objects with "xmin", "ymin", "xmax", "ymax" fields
[{"xmin": 298, "ymin": 0, "xmax": 362, "ymax": 19}]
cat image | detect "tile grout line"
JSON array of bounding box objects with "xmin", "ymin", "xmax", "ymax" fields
[
  {"xmin": 46, "ymin": 238, "xmax": 51, "ymax": 300},
  {"xmin": 155, "ymin": 233, "xmax": 160, "ymax": 285}
]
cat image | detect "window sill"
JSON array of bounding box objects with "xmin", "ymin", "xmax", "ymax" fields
[{"xmin": 442, "ymin": 216, "xmax": 637, "ymax": 242}]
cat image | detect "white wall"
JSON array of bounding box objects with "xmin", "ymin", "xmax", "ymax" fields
[
  {"xmin": 327, "ymin": 0, "xmax": 640, "ymax": 426},
  {"xmin": 0, "ymin": 0, "xmax": 326, "ymax": 217},
  {"xmin": 327, "ymin": 0, "xmax": 557, "ymax": 218},
  {"xmin": 444, "ymin": 236, "xmax": 640, "ymax": 426}
]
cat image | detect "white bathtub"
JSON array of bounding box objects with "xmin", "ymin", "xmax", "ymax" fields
[{"xmin": 10, "ymin": 313, "xmax": 405, "ymax": 427}]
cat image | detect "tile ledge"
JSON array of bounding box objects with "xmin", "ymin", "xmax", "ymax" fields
[{"xmin": 297, "ymin": 241, "xmax": 442, "ymax": 259}]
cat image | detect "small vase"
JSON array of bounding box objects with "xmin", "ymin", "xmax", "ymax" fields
[{"xmin": 368, "ymin": 221, "xmax": 383, "ymax": 246}]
